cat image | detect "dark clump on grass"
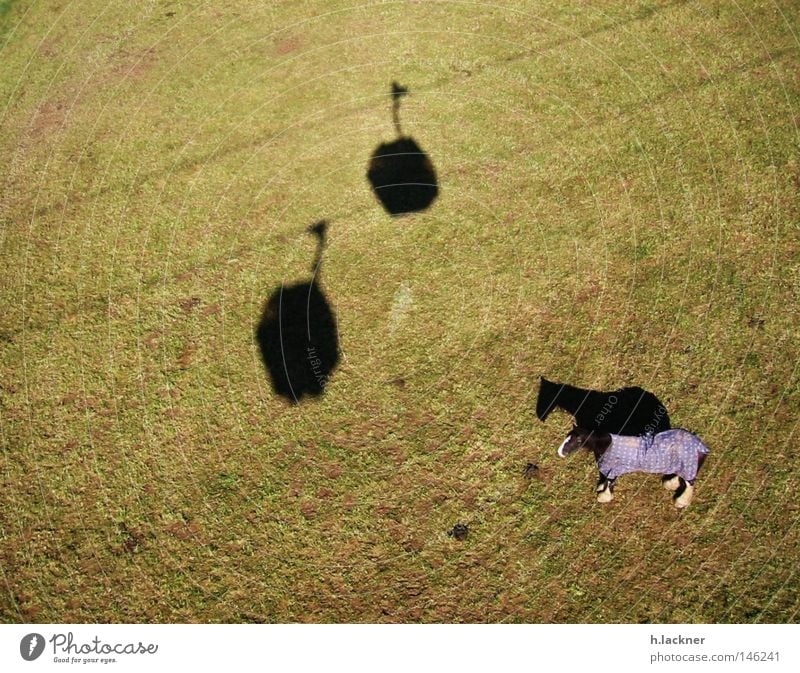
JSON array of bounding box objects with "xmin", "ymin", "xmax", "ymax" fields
[
  {"xmin": 367, "ymin": 82, "xmax": 438, "ymax": 216},
  {"xmin": 448, "ymin": 523, "xmax": 469, "ymax": 541},
  {"xmin": 523, "ymin": 462, "xmax": 539, "ymax": 479},
  {"xmin": 255, "ymin": 221, "xmax": 340, "ymax": 403},
  {"xmin": 536, "ymin": 376, "xmax": 671, "ymax": 436}
]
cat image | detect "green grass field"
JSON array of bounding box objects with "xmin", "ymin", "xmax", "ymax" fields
[{"xmin": 2, "ymin": 0, "xmax": 799, "ymax": 623}]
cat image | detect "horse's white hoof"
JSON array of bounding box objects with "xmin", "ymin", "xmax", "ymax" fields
[
  {"xmin": 663, "ymin": 476, "xmax": 680, "ymax": 491},
  {"xmin": 597, "ymin": 489, "xmax": 614, "ymax": 503},
  {"xmin": 675, "ymin": 483, "xmax": 694, "ymax": 508}
]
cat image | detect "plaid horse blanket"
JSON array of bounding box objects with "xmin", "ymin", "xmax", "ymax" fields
[{"xmin": 598, "ymin": 429, "xmax": 709, "ymax": 482}]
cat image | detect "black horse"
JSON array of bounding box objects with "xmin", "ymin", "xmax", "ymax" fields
[
  {"xmin": 255, "ymin": 221, "xmax": 340, "ymax": 403},
  {"xmin": 366, "ymin": 82, "xmax": 438, "ymax": 216},
  {"xmin": 536, "ymin": 376, "xmax": 670, "ymax": 436}
]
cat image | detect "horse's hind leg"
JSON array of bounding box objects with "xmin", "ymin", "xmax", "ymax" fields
[
  {"xmin": 673, "ymin": 453, "xmax": 705, "ymax": 507},
  {"xmin": 674, "ymin": 479, "xmax": 694, "ymax": 508},
  {"xmin": 596, "ymin": 474, "xmax": 614, "ymax": 503},
  {"xmin": 662, "ymin": 474, "xmax": 680, "ymax": 490}
]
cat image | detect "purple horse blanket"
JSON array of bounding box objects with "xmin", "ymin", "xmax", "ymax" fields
[{"xmin": 599, "ymin": 429, "xmax": 709, "ymax": 482}]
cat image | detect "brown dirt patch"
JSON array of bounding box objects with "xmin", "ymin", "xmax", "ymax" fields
[
  {"xmin": 110, "ymin": 46, "xmax": 158, "ymax": 82},
  {"xmin": 275, "ymin": 35, "xmax": 303, "ymax": 55},
  {"xmin": 29, "ymin": 99, "xmax": 69, "ymax": 139}
]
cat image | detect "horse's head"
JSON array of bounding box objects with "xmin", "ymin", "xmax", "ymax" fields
[
  {"xmin": 536, "ymin": 376, "xmax": 558, "ymax": 421},
  {"xmin": 556, "ymin": 426, "xmax": 594, "ymax": 457}
]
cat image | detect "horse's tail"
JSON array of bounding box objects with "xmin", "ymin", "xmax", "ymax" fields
[{"xmin": 694, "ymin": 432, "xmax": 710, "ymax": 474}]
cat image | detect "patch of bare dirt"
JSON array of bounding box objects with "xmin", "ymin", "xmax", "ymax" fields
[
  {"xmin": 30, "ymin": 99, "xmax": 69, "ymax": 139},
  {"xmin": 275, "ymin": 35, "xmax": 303, "ymax": 55},
  {"xmin": 109, "ymin": 46, "xmax": 157, "ymax": 83}
]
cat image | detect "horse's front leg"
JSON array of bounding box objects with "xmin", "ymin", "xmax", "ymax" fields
[
  {"xmin": 662, "ymin": 474, "xmax": 681, "ymax": 490},
  {"xmin": 596, "ymin": 473, "xmax": 615, "ymax": 503},
  {"xmin": 674, "ymin": 479, "xmax": 694, "ymax": 508}
]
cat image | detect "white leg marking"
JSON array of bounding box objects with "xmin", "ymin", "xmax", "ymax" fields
[
  {"xmin": 597, "ymin": 488, "xmax": 614, "ymax": 503},
  {"xmin": 663, "ymin": 476, "xmax": 680, "ymax": 491},
  {"xmin": 675, "ymin": 483, "xmax": 694, "ymax": 508},
  {"xmin": 557, "ymin": 437, "xmax": 569, "ymax": 458}
]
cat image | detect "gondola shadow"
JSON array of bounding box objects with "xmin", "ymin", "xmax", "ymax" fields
[
  {"xmin": 367, "ymin": 82, "xmax": 438, "ymax": 216},
  {"xmin": 536, "ymin": 376, "xmax": 671, "ymax": 436},
  {"xmin": 255, "ymin": 221, "xmax": 340, "ymax": 403}
]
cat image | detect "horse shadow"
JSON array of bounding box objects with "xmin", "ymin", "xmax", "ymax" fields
[
  {"xmin": 367, "ymin": 82, "xmax": 439, "ymax": 216},
  {"xmin": 536, "ymin": 376, "xmax": 671, "ymax": 436},
  {"xmin": 255, "ymin": 221, "xmax": 340, "ymax": 403}
]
